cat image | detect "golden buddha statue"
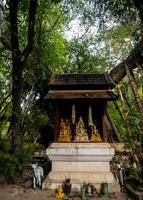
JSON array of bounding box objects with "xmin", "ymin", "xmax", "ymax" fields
[
  {"xmin": 74, "ymin": 117, "xmax": 90, "ymax": 142},
  {"xmin": 55, "ymin": 185, "xmax": 64, "ymax": 199},
  {"xmin": 57, "ymin": 118, "xmax": 72, "ymax": 142},
  {"xmin": 90, "ymin": 124, "xmax": 102, "ymax": 142}
]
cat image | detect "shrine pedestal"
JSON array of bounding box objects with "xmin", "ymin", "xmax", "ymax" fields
[{"xmin": 43, "ymin": 143, "xmax": 120, "ymax": 192}]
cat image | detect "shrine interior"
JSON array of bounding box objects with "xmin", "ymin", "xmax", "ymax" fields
[{"xmin": 55, "ymin": 100, "xmax": 105, "ymax": 142}]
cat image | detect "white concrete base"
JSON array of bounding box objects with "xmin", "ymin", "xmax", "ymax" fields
[
  {"xmin": 52, "ymin": 161, "xmax": 110, "ymax": 172},
  {"xmin": 43, "ymin": 143, "xmax": 120, "ymax": 192}
]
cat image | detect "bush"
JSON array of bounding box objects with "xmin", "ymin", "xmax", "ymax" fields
[
  {"xmin": 0, "ymin": 153, "xmax": 19, "ymax": 182},
  {"xmin": 0, "ymin": 138, "xmax": 26, "ymax": 182},
  {"xmin": 0, "ymin": 147, "xmax": 30, "ymax": 183},
  {"xmin": 0, "ymin": 134, "xmax": 44, "ymax": 183}
]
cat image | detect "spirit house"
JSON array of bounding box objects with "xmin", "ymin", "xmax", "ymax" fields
[
  {"xmin": 43, "ymin": 73, "xmax": 119, "ymax": 192},
  {"xmin": 47, "ymin": 74, "xmax": 116, "ymax": 142}
]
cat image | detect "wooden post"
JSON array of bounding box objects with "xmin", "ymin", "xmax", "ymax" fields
[
  {"xmin": 102, "ymin": 114, "xmax": 108, "ymax": 142},
  {"xmin": 125, "ymin": 64, "xmax": 143, "ymax": 112},
  {"xmin": 102, "ymin": 103, "xmax": 108, "ymax": 142},
  {"xmin": 54, "ymin": 103, "xmax": 60, "ymax": 142},
  {"xmin": 106, "ymin": 110, "xmax": 122, "ymax": 142},
  {"xmin": 104, "ymin": 115, "xmax": 114, "ymax": 143}
]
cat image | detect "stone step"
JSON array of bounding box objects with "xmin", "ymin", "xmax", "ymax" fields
[
  {"xmin": 43, "ymin": 172, "xmax": 120, "ymax": 193},
  {"xmin": 49, "ymin": 171, "xmax": 116, "ymax": 184}
]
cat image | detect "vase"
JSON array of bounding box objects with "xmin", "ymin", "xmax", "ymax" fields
[
  {"xmin": 63, "ymin": 178, "xmax": 71, "ymax": 195},
  {"xmin": 100, "ymin": 182, "xmax": 108, "ymax": 195}
]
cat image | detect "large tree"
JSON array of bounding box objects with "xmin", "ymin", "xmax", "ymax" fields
[
  {"xmin": 0, "ymin": 0, "xmax": 68, "ymax": 152},
  {"xmin": 0, "ymin": 0, "xmax": 38, "ymax": 152}
]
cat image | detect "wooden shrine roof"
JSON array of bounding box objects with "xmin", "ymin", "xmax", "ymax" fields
[
  {"xmin": 46, "ymin": 73, "xmax": 116, "ymax": 100},
  {"xmin": 47, "ymin": 90, "xmax": 116, "ymax": 100},
  {"xmin": 49, "ymin": 73, "xmax": 114, "ymax": 90}
]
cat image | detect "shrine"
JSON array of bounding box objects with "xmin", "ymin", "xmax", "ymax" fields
[{"xmin": 43, "ymin": 73, "xmax": 120, "ymax": 192}]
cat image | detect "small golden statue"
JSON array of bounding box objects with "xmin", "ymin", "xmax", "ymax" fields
[
  {"xmin": 74, "ymin": 117, "xmax": 89, "ymax": 142},
  {"xmin": 55, "ymin": 185, "xmax": 64, "ymax": 199},
  {"xmin": 90, "ymin": 124, "xmax": 102, "ymax": 142},
  {"xmin": 57, "ymin": 118, "xmax": 72, "ymax": 142}
]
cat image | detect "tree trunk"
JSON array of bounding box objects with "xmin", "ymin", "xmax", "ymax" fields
[
  {"xmin": 11, "ymin": 60, "xmax": 23, "ymax": 152},
  {"xmin": 9, "ymin": 0, "xmax": 37, "ymax": 152},
  {"xmin": 9, "ymin": 0, "xmax": 21, "ymax": 152}
]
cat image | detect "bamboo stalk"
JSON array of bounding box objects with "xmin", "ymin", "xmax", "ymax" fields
[
  {"xmin": 116, "ymin": 84, "xmax": 130, "ymax": 107},
  {"xmin": 113, "ymin": 101, "xmax": 132, "ymax": 138},
  {"xmin": 113, "ymin": 101, "xmax": 124, "ymax": 122},
  {"xmin": 121, "ymin": 89, "xmax": 131, "ymax": 107}
]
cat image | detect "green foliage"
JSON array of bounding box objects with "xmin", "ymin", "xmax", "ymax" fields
[
  {"xmin": 23, "ymin": 110, "xmax": 49, "ymax": 143},
  {"xmin": 108, "ymin": 101, "xmax": 126, "ymax": 140},
  {"xmin": 43, "ymin": 32, "xmax": 69, "ymax": 73},
  {"xmin": 23, "ymin": 143, "xmax": 44, "ymax": 154},
  {"xmin": 126, "ymin": 105, "xmax": 142, "ymax": 144},
  {"xmin": 128, "ymin": 166, "xmax": 141, "ymax": 180},
  {"xmin": 62, "ymin": 38, "xmax": 112, "ymax": 73},
  {"xmin": 0, "ymin": 135, "xmax": 44, "ymax": 182},
  {"xmin": 63, "ymin": 0, "xmax": 138, "ymax": 32},
  {"xmin": 0, "ymin": 153, "xmax": 20, "ymax": 182},
  {"xmin": 100, "ymin": 23, "xmax": 139, "ymax": 64},
  {"xmin": 0, "ymin": 138, "xmax": 29, "ymax": 182},
  {"xmin": 80, "ymin": 185, "xmax": 86, "ymax": 200}
]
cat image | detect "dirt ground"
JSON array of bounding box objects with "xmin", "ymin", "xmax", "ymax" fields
[{"xmin": 0, "ymin": 185, "xmax": 133, "ymax": 200}]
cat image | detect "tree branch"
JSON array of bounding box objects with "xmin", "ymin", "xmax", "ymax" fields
[
  {"xmin": 0, "ymin": 93, "xmax": 11, "ymax": 109},
  {"xmin": 21, "ymin": 0, "xmax": 37, "ymax": 62},
  {"xmin": 47, "ymin": 12, "xmax": 62, "ymax": 33}
]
